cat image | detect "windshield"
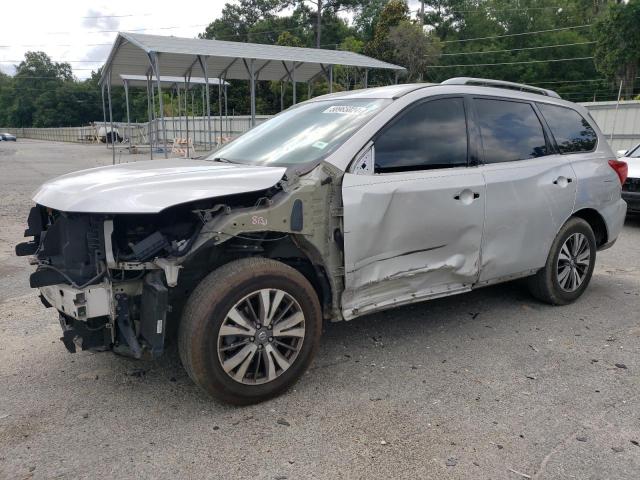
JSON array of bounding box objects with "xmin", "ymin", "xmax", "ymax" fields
[
  {"xmin": 629, "ymin": 144, "xmax": 640, "ymax": 158},
  {"xmin": 206, "ymin": 98, "xmax": 391, "ymax": 166}
]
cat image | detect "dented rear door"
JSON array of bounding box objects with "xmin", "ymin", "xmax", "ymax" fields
[
  {"xmin": 340, "ymin": 96, "xmax": 485, "ymax": 319},
  {"xmin": 471, "ymin": 97, "xmax": 577, "ymax": 284}
]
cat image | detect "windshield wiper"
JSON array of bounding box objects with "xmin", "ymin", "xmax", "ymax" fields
[{"xmin": 212, "ymin": 157, "xmax": 234, "ymax": 164}]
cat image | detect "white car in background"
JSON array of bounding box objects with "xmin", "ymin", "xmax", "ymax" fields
[{"xmin": 618, "ymin": 143, "xmax": 640, "ymax": 214}]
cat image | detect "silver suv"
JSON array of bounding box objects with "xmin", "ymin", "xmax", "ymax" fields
[{"xmin": 17, "ymin": 78, "xmax": 628, "ymax": 404}]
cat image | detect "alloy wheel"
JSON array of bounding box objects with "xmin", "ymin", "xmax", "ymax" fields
[
  {"xmin": 556, "ymin": 232, "xmax": 591, "ymax": 292},
  {"xmin": 217, "ymin": 289, "xmax": 305, "ymax": 385}
]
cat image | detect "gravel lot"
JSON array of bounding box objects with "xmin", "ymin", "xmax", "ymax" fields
[{"xmin": 1, "ymin": 139, "xmax": 639, "ymax": 479}]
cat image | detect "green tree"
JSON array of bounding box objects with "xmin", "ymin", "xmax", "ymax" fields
[
  {"xmin": 365, "ymin": 0, "xmax": 410, "ymax": 63},
  {"xmin": 594, "ymin": 0, "xmax": 640, "ymax": 98},
  {"xmin": 419, "ymin": 0, "xmax": 466, "ymax": 41},
  {"xmin": 0, "ymin": 72, "xmax": 14, "ymax": 126},
  {"xmin": 286, "ymin": 0, "xmax": 361, "ymax": 48},
  {"xmin": 352, "ymin": 0, "xmax": 387, "ymax": 41},
  {"xmin": 276, "ymin": 31, "xmax": 305, "ymax": 47},
  {"xmin": 364, "ymin": 0, "xmax": 410, "ymax": 85},
  {"xmin": 335, "ymin": 36, "xmax": 365, "ymax": 89},
  {"xmin": 200, "ymin": 0, "xmax": 287, "ymax": 41},
  {"xmin": 427, "ymin": 0, "xmax": 600, "ymax": 99},
  {"xmin": 15, "ymin": 51, "xmax": 73, "ymax": 81},
  {"xmin": 388, "ymin": 21, "xmax": 441, "ymax": 81},
  {"xmin": 9, "ymin": 52, "xmax": 73, "ymax": 127}
]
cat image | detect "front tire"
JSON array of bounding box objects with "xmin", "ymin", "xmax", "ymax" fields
[
  {"xmin": 178, "ymin": 258, "xmax": 322, "ymax": 405},
  {"xmin": 528, "ymin": 217, "xmax": 596, "ymax": 305}
]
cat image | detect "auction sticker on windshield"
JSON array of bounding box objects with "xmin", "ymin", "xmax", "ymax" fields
[{"xmin": 323, "ymin": 105, "xmax": 368, "ymax": 114}]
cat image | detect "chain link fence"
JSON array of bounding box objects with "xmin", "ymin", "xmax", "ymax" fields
[{"xmin": 1, "ymin": 115, "xmax": 273, "ymax": 153}]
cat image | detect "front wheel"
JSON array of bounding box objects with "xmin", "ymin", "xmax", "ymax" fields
[
  {"xmin": 528, "ymin": 217, "xmax": 597, "ymax": 305},
  {"xmin": 178, "ymin": 258, "xmax": 322, "ymax": 405}
]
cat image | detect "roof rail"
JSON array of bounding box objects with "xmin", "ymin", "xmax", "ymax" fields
[{"xmin": 442, "ymin": 77, "xmax": 561, "ymax": 98}]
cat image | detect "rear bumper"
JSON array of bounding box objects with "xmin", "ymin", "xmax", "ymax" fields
[{"xmin": 598, "ymin": 198, "xmax": 627, "ymax": 251}]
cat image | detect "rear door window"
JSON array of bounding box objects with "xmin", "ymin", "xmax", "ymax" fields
[
  {"xmin": 474, "ymin": 98, "xmax": 548, "ymax": 164},
  {"xmin": 537, "ymin": 103, "xmax": 597, "ymax": 154}
]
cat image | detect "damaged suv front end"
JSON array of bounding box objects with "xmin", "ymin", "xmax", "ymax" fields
[
  {"xmin": 16, "ymin": 96, "xmax": 388, "ymax": 375},
  {"xmin": 15, "ymin": 159, "xmax": 301, "ymax": 359},
  {"xmin": 17, "ymin": 203, "xmax": 202, "ymax": 358}
]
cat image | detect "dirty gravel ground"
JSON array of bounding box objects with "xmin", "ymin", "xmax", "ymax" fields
[{"xmin": 1, "ymin": 140, "xmax": 639, "ymax": 480}]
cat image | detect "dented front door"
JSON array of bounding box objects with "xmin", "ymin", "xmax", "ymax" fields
[{"xmin": 341, "ymin": 168, "xmax": 486, "ymax": 319}]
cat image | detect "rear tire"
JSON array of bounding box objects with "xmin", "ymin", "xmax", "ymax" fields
[
  {"xmin": 178, "ymin": 257, "xmax": 322, "ymax": 405},
  {"xmin": 528, "ymin": 217, "xmax": 596, "ymax": 305}
]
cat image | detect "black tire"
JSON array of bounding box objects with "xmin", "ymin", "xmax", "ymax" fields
[
  {"xmin": 528, "ymin": 217, "xmax": 596, "ymax": 305},
  {"xmin": 178, "ymin": 257, "xmax": 322, "ymax": 405}
]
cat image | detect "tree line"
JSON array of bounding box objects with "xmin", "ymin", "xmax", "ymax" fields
[{"xmin": 0, "ymin": 0, "xmax": 638, "ymax": 128}]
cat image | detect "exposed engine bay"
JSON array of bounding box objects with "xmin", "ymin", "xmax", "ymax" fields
[{"xmin": 16, "ymin": 163, "xmax": 344, "ymax": 359}]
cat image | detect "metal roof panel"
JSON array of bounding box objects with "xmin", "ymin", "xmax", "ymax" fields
[{"xmin": 102, "ymin": 32, "xmax": 406, "ymax": 86}]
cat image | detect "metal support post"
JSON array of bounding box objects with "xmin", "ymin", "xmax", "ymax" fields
[
  {"xmin": 184, "ymin": 75, "xmax": 191, "ymax": 158},
  {"xmin": 106, "ymin": 68, "xmax": 116, "ymax": 166},
  {"xmin": 218, "ymin": 78, "xmax": 223, "ymax": 144},
  {"xmin": 151, "ymin": 80, "xmax": 156, "ymax": 152},
  {"xmin": 224, "ymin": 82, "xmax": 229, "ymax": 139},
  {"xmin": 170, "ymin": 89, "xmax": 176, "ymax": 143},
  {"xmin": 198, "ymin": 55, "xmax": 213, "ymax": 149},
  {"xmin": 329, "ymin": 65, "xmax": 333, "ymax": 93},
  {"xmin": 292, "ymin": 62, "xmax": 296, "ymax": 105},
  {"xmin": 101, "ymin": 84, "xmax": 108, "ymax": 150},
  {"xmin": 176, "ymin": 85, "xmax": 182, "ymax": 142},
  {"xmin": 124, "ymin": 79, "xmax": 131, "ymax": 151},
  {"xmin": 146, "ymin": 74, "xmax": 153, "ymax": 159},
  {"xmin": 249, "ymin": 59, "xmax": 256, "ymax": 127},
  {"xmin": 150, "ymin": 53, "xmax": 168, "ymax": 158},
  {"xmin": 191, "ymin": 89, "xmax": 195, "ymax": 147}
]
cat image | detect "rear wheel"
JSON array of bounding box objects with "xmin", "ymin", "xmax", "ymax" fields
[
  {"xmin": 528, "ymin": 217, "xmax": 596, "ymax": 305},
  {"xmin": 178, "ymin": 257, "xmax": 322, "ymax": 405}
]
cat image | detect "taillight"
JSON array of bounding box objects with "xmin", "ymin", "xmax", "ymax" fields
[{"xmin": 608, "ymin": 159, "xmax": 628, "ymax": 185}]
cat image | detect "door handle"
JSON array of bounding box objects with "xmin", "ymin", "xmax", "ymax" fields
[
  {"xmin": 454, "ymin": 190, "xmax": 480, "ymax": 203},
  {"xmin": 553, "ymin": 176, "xmax": 573, "ymax": 186}
]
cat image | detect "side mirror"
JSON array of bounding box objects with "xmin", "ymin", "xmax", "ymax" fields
[{"xmin": 616, "ymin": 149, "xmax": 628, "ymax": 158}]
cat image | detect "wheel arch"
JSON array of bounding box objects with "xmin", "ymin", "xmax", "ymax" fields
[
  {"xmin": 181, "ymin": 232, "xmax": 333, "ymax": 320},
  {"xmin": 571, "ymin": 208, "xmax": 608, "ymax": 247}
]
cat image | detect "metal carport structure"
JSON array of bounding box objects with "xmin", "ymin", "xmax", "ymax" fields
[
  {"xmin": 99, "ymin": 32, "xmax": 406, "ymax": 163},
  {"xmin": 117, "ymin": 75, "xmax": 229, "ymax": 158}
]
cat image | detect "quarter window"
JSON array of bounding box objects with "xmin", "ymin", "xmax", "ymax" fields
[
  {"xmin": 475, "ymin": 99, "xmax": 548, "ymax": 163},
  {"xmin": 374, "ymin": 97, "xmax": 468, "ymax": 173},
  {"xmin": 537, "ymin": 103, "xmax": 597, "ymax": 154}
]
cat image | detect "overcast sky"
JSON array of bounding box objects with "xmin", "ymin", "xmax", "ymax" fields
[
  {"xmin": 0, "ymin": 0, "xmax": 229, "ymax": 79},
  {"xmin": 1, "ymin": 1, "xmax": 424, "ymax": 80}
]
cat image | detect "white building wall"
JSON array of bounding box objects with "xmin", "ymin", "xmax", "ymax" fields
[{"xmin": 581, "ymin": 100, "xmax": 640, "ymax": 152}]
